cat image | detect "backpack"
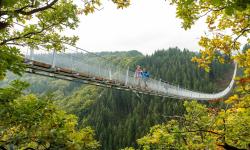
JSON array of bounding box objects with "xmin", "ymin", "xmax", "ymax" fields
[{"xmin": 143, "ymin": 71, "xmax": 149, "ymax": 78}]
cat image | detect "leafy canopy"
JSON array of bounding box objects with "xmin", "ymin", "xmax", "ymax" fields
[
  {"xmin": 136, "ymin": 100, "xmax": 250, "ymax": 149},
  {"xmin": 169, "ymin": 0, "xmax": 250, "ymax": 71},
  {"xmin": 0, "ymin": 80, "xmax": 100, "ymax": 149}
]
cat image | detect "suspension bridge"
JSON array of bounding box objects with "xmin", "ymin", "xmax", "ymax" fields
[{"xmin": 22, "ymin": 44, "xmax": 237, "ymax": 101}]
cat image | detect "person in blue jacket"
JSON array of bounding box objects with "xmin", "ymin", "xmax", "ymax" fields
[{"xmin": 141, "ymin": 68, "xmax": 150, "ymax": 88}]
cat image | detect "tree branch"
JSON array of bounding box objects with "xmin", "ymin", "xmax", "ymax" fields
[
  {"xmin": 200, "ymin": 6, "xmax": 226, "ymax": 12},
  {"xmin": 233, "ymin": 25, "xmax": 250, "ymax": 49},
  {"xmin": 0, "ymin": 0, "xmax": 59, "ymax": 30},
  {"xmin": 0, "ymin": 17, "xmax": 65, "ymax": 45},
  {"xmin": 0, "ymin": 0, "xmax": 58, "ymax": 16},
  {"xmin": 0, "ymin": 146, "xmax": 7, "ymax": 150},
  {"xmin": 218, "ymin": 143, "xmax": 247, "ymax": 150},
  {"xmin": 4, "ymin": 42, "xmax": 26, "ymax": 46},
  {"xmin": 198, "ymin": 9, "xmax": 213, "ymax": 19},
  {"xmin": 170, "ymin": 129, "xmax": 222, "ymax": 136},
  {"xmin": 0, "ymin": 0, "xmax": 2, "ymax": 11},
  {"xmin": 16, "ymin": 0, "xmax": 59, "ymax": 15},
  {"xmin": 23, "ymin": 148, "xmax": 36, "ymax": 150},
  {"xmin": 15, "ymin": 4, "xmax": 34, "ymax": 13},
  {"xmin": 0, "ymin": 29, "xmax": 45, "ymax": 45}
]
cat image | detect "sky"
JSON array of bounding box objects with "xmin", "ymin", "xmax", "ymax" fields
[{"xmin": 71, "ymin": 0, "xmax": 208, "ymax": 55}]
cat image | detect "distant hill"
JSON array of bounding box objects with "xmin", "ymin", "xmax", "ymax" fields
[{"xmin": 96, "ymin": 50, "xmax": 143, "ymax": 57}]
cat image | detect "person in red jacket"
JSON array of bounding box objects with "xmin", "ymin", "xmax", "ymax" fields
[{"xmin": 134, "ymin": 65, "xmax": 142, "ymax": 87}]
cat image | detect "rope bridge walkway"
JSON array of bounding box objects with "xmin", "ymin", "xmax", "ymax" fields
[{"xmin": 22, "ymin": 44, "xmax": 237, "ymax": 101}]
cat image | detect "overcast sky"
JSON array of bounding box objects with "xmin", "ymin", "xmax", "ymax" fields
[{"xmin": 71, "ymin": 0, "xmax": 208, "ymax": 55}]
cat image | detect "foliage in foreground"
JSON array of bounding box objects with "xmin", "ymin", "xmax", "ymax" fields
[
  {"xmin": 170, "ymin": 0, "xmax": 249, "ymax": 71},
  {"xmin": 0, "ymin": 80, "xmax": 100, "ymax": 150},
  {"xmin": 133, "ymin": 99, "xmax": 250, "ymax": 150}
]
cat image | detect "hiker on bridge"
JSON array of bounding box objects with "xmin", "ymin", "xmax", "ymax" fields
[
  {"xmin": 134, "ymin": 65, "xmax": 143, "ymax": 87},
  {"xmin": 142, "ymin": 68, "xmax": 150, "ymax": 89}
]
